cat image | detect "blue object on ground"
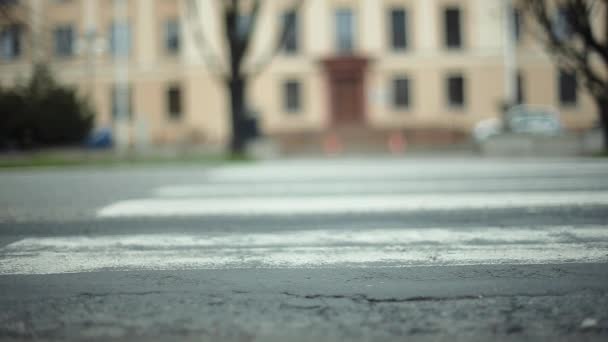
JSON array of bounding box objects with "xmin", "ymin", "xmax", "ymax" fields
[{"xmin": 85, "ymin": 128, "xmax": 113, "ymax": 149}]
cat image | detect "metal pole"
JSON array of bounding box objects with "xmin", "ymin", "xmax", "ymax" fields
[
  {"xmin": 503, "ymin": 0, "xmax": 518, "ymax": 108},
  {"xmin": 113, "ymin": 0, "xmax": 130, "ymax": 154},
  {"xmin": 502, "ymin": 0, "xmax": 519, "ymax": 131},
  {"xmin": 83, "ymin": 0, "xmax": 97, "ymax": 98}
]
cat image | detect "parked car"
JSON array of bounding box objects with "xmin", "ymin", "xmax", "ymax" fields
[
  {"xmin": 472, "ymin": 117, "xmax": 503, "ymax": 143},
  {"xmin": 473, "ymin": 105, "xmax": 562, "ymax": 143},
  {"xmin": 506, "ymin": 105, "xmax": 562, "ymax": 135},
  {"xmin": 85, "ymin": 127, "xmax": 113, "ymax": 149}
]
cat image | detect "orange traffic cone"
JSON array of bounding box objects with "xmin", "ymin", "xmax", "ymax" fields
[
  {"xmin": 323, "ymin": 132, "xmax": 343, "ymax": 155},
  {"xmin": 388, "ymin": 131, "xmax": 407, "ymax": 154}
]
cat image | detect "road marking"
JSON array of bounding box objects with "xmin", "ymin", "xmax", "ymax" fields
[
  {"xmin": 204, "ymin": 161, "xmax": 608, "ymax": 182},
  {"xmin": 1, "ymin": 226, "xmax": 606, "ymax": 275},
  {"xmin": 97, "ymin": 192, "xmax": 608, "ymax": 218},
  {"xmin": 155, "ymin": 178, "xmax": 607, "ymax": 197}
]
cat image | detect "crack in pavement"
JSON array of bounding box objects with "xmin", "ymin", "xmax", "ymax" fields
[
  {"xmin": 280, "ymin": 289, "xmax": 608, "ymax": 304},
  {"xmin": 281, "ymin": 291, "xmax": 482, "ymax": 303},
  {"xmin": 77, "ymin": 291, "xmax": 166, "ymax": 298}
]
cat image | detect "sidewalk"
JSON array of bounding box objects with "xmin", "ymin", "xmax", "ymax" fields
[{"xmin": 0, "ymin": 145, "xmax": 231, "ymax": 169}]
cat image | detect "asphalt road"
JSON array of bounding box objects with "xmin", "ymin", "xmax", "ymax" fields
[{"xmin": 1, "ymin": 157, "xmax": 608, "ymax": 341}]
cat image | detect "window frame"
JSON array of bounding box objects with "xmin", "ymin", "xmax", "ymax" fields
[
  {"xmin": 558, "ymin": 70, "xmax": 578, "ymax": 107},
  {"xmin": 335, "ymin": 8, "xmax": 355, "ymax": 54},
  {"xmin": 516, "ymin": 71, "xmax": 525, "ymax": 104},
  {"xmin": 0, "ymin": 24, "xmax": 22, "ymax": 60},
  {"xmin": 389, "ymin": 7, "xmax": 409, "ymax": 52},
  {"xmin": 166, "ymin": 84, "xmax": 183, "ymax": 120},
  {"xmin": 111, "ymin": 84, "xmax": 133, "ymax": 121},
  {"xmin": 392, "ymin": 76, "xmax": 411, "ymax": 110},
  {"xmin": 53, "ymin": 24, "xmax": 75, "ymax": 58},
  {"xmin": 446, "ymin": 73, "xmax": 466, "ymax": 109},
  {"xmin": 443, "ymin": 6, "xmax": 463, "ymax": 50},
  {"xmin": 281, "ymin": 10, "xmax": 299, "ymax": 55},
  {"xmin": 109, "ymin": 21, "xmax": 131, "ymax": 58},
  {"xmin": 164, "ymin": 19, "xmax": 180, "ymax": 55},
  {"xmin": 283, "ymin": 79, "xmax": 302, "ymax": 113}
]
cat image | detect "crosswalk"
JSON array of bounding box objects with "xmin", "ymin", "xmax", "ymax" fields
[
  {"xmin": 2, "ymin": 226, "xmax": 608, "ymax": 275},
  {"xmin": 2, "ymin": 159, "xmax": 608, "ymax": 275}
]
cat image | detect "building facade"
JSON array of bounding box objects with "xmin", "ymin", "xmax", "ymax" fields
[{"xmin": 0, "ymin": 0, "xmax": 601, "ymax": 150}]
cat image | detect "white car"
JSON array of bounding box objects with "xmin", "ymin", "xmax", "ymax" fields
[
  {"xmin": 506, "ymin": 105, "xmax": 562, "ymax": 135},
  {"xmin": 473, "ymin": 105, "xmax": 562, "ymax": 143}
]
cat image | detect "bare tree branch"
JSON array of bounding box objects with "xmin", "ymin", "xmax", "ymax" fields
[
  {"xmin": 246, "ymin": 0, "xmax": 304, "ymax": 78},
  {"xmin": 521, "ymin": 0, "xmax": 608, "ymax": 99},
  {"xmin": 185, "ymin": 0, "xmax": 229, "ymax": 81}
]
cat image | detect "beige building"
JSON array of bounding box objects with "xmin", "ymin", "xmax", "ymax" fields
[{"xmin": 0, "ymin": 0, "xmax": 601, "ymax": 151}]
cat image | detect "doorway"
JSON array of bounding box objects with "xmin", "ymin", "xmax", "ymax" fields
[{"xmin": 322, "ymin": 56, "xmax": 369, "ymax": 126}]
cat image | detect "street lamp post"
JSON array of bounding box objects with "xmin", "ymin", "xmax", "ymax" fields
[
  {"xmin": 112, "ymin": 0, "xmax": 130, "ymax": 155},
  {"xmin": 502, "ymin": 0, "xmax": 518, "ymax": 131}
]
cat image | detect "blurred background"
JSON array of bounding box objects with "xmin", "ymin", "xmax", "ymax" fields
[{"xmin": 0, "ymin": 0, "xmax": 606, "ymax": 161}]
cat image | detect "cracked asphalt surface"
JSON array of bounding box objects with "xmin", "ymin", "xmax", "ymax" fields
[{"xmin": 1, "ymin": 157, "xmax": 608, "ymax": 341}]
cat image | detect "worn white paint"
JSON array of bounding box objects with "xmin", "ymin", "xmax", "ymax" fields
[
  {"xmin": 203, "ymin": 160, "xmax": 608, "ymax": 182},
  {"xmin": 97, "ymin": 192, "xmax": 608, "ymax": 218},
  {"xmin": 155, "ymin": 178, "xmax": 606, "ymax": 197},
  {"xmin": 1, "ymin": 226, "xmax": 607, "ymax": 275}
]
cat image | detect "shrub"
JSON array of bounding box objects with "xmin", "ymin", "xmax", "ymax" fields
[{"xmin": 0, "ymin": 64, "xmax": 94, "ymax": 149}]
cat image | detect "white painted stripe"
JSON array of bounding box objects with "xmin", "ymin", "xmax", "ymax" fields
[
  {"xmin": 205, "ymin": 161, "xmax": 608, "ymax": 182},
  {"xmin": 1, "ymin": 226, "xmax": 607, "ymax": 275},
  {"xmin": 97, "ymin": 192, "xmax": 608, "ymax": 218},
  {"xmin": 155, "ymin": 178, "xmax": 606, "ymax": 197}
]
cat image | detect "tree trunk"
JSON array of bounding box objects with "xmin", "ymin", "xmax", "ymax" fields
[
  {"xmin": 228, "ymin": 77, "xmax": 247, "ymax": 155},
  {"xmin": 597, "ymin": 97, "xmax": 608, "ymax": 152}
]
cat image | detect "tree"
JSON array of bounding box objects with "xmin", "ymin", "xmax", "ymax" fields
[
  {"xmin": 0, "ymin": 64, "xmax": 94, "ymax": 149},
  {"xmin": 186, "ymin": 0, "xmax": 302, "ymax": 155},
  {"xmin": 521, "ymin": 0, "xmax": 608, "ymax": 151}
]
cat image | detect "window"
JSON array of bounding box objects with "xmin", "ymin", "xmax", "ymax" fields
[
  {"xmin": 335, "ymin": 9, "xmax": 354, "ymax": 54},
  {"xmin": 559, "ymin": 70, "xmax": 577, "ymax": 106},
  {"xmin": 554, "ymin": 8, "xmax": 574, "ymax": 41},
  {"xmin": 237, "ymin": 15, "xmax": 251, "ymax": 40},
  {"xmin": 283, "ymin": 80, "xmax": 301, "ymax": 113},
  {"xmin": 164, "ymin": 19, "xmax": 180, "ymax": 54},
  {"xmin": 444, "ymin": 7, "xmax": 462, "ymax": 49},
  {"xmin": 109, "ymin": 21, "xmax": 131, "ymax": 57},
  {"xmin": 516, "ymin": 72, "xmax": 525, "ymax": 104},
  {"xmin": 111, "ymin": 84, "xmax": 132, "ymax": 120},
  {"xmin": 446, "ymin": 74, "xmax": 465, "ymax": 108},
  {"xmin": 512, "ymin": 8, "xmax": 522, "ymax": 43},
  {"xmin": 0, "ymin": 24, "xmax": 21, "ymax": 60},
  {"xmin": 167, "ymin": 85, "xmax": 182, "ymax": 119},
  {"xmin": 389, "ymin": 8, "xmax": 408, "ymax": 51},
  {"xmin": 392, "ymin": 77, "xmax": 410, "ymax": 109},
  {"xmin": 281, "ymin": 10, "xmax": 298, "ymax": 54},
  {"xmin": 54, "ymin": 25, "xmax": 75, "ymax": 57}
]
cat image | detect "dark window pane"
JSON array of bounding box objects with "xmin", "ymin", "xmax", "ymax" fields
[
  {"xmin": 390, "ymin": 9, "xmax": 408, "ymax": 50},
  {"xmin": 165, "ymin": 19, "xmax": 180, "ymax": 54},
  {"xmin": 444, "ymin": 7, "xmax": 462, "ymax": 49},
  {"xmin": 512, "ymin": 8, "xmax": 522, "ymax": 42},
  {"xmin": 111, "ymin": 84, "xmax": 132, "ymax": 120},
  {"xmin": 282, "ymin": 10, "xmax": 298, "ymax": 54},
  {"xmin": 284, "ymin": 80, "xmax": 301, "ymax": 113},
  {"xmin": 0, "ymin": 24, "xmax": 21, "ymax": 59},
  {"xmin": 237, "ymin": 15, "xmax": 251, "ymax": 40},
  {"xmin": 516, "ymin": 72, "xmax": 525, "ymax": 104},
  {"xmin": 109, "ymin": 21, "xmax": 131, "ymax": 57},
  {"xmin": 554, "ymin": 8, "xmax": 574, "ymax": 41},
  {"xmin": 336, "ymin": 9, "xmax": 354, "ymax": 53},
  {"xmin": 167, "ymin": 85, "xmax": 182, "ymax": 119},
  {"xmin": 447, "ymin": 75, "xmax": 465, "ymax": 107},
  {"xmin": 54, "ymin": 25, "xmax": 74, "ymax": 57},
  {"xmin": 559, "ymin": 70, "xmax": 577, "ymax": 106},
  {"xmin": 393, "ymin": 77, "xmax": 410, "ymax": 109}
]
